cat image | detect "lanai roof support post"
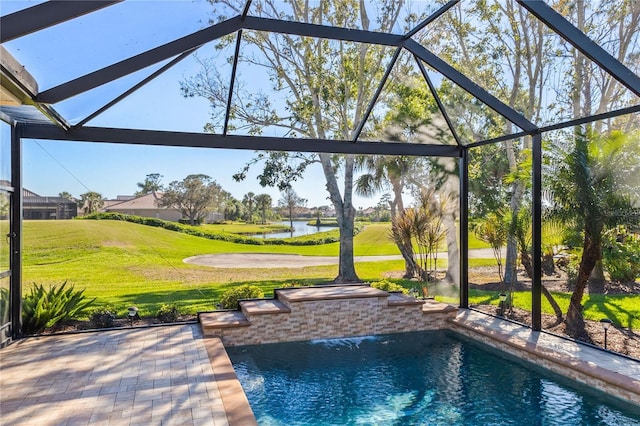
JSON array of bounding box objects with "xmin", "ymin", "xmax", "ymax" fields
[
  {"xmin": 459, "ymin": 148, "xmax": 469, "ymax": 308},
  {"xmin": 10, "ymin": 123, "xmax": 23, "ymax": 340},
  {"xmin": 532, "ymin": 133, "xmax": 542, "ymax": 330}
]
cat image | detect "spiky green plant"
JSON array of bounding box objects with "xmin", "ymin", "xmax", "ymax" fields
[{"xmin": 22, "ymin": 282, "xmax": 95, "ymax": 334}]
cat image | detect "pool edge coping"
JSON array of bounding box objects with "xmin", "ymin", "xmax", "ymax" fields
[
  {"xmin": 449, "ymin": 310, "xmax": 640, "ymax": 406},
  {"xmin": 203, "ymin": 337, "xmax": 258, "ymax": 426}
]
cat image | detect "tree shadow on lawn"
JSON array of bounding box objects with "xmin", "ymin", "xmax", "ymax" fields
[
  {"xmin": 583, "ymin": 296, "xmax": 640, "ymax": 330},
  {"xmin": 98, "ymin": 278, "xmax": 333, "ymax": 316}
]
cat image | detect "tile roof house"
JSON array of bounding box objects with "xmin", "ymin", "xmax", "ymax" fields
[
  {"xmin": 103, "ymin": 193, "xmax": 182, "ymax": 222},
  {"xmin": 102, "ymin": 193, "xmax": 225, "ymax": 223},
  {"xmin": 22, "ymin": 187, "xmax": 77, "ymax": 220}
]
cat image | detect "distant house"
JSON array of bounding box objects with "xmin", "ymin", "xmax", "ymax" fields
[
  {"xmin": 103, "ymin": 193, "xmax": 182, "ymax": 222},
  {"xmin": 103, "ymin": 193, "xmax": 224, "ymax": 223},
  {"xmin": 23, "ymin": 188, "xmax": 77, "ymax": 220}
]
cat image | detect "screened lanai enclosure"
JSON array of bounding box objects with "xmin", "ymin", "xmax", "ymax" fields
[{"xmin": 1, "ymin": 0, "xmax": 639, "ymax": 347}]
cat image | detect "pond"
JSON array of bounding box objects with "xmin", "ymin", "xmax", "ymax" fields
[{"xmin": 250, "ymin": 220, "xmax": 338, "ymax": 239}]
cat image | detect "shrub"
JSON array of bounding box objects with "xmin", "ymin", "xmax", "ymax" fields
[
  {"xmin": 218, "ymin": 285, "xmax": 264, "ymax": 310},
  {"xmin": 0, "ymin": 287, "xmax": 8, "ymax": 323},
  {"xmin": 22, "ymin": 282, "xmax": 95, "ymax": 334},
  {"xmin": 556, "ymin": 251, "xmax": 581, "ymax": 288},
  {"xmin": 80, "ymin": 212, "xmax": 363, "ymax": 246},
  {"xmin": 369, "ymin": 279, "xmax": 408, "ymax": 294},
  {"xmin": 603, "ymin": 229, "xmax": 640, "ymax": 283},
  {"xmin": 90, "ymin": 307, "xmax": 116, "ymax": 328},
  {"xmin": 156, "ymin": 303, "xmax": 179, "ymax": 323}
]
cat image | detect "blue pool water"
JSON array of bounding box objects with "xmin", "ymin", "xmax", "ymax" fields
[{"xmin": 226, "ymin": 331, "xmax": 640, "ymax": 425}]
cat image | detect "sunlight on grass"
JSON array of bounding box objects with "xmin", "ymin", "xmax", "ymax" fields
[{"xmin": 23, "ymin": 220, "xmax": 636, "ymax": 330}]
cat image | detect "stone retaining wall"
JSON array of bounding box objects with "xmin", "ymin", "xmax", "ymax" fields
[{"xmin": 200, "ymin": 285, "xmax": 457, "ymax": 347}]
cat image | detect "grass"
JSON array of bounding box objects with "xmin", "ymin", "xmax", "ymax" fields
[
  {"xmin": 432, "ymin": 289, "xmax": 640, "ymax": 330},
  {"xmin": 23, "ymin": 219, "xmax": 638, "ymax": 330},
  {"xmin": 22, "ymin": 221, "xmax": 407, "ymax": 316},
  {"xmin": 23, "ymin": 220, "xmax": 477, "ymax": 316}
]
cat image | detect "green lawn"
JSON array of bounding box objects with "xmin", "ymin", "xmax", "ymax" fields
[
  {"xmin": 22, "ymin": 219, "xmax": 638, "ymax": 330},
  {"xmin": 435, "ymin": 290, "xmax": 640, "ymax": 330},
  {"xmin": 22, "ymin": 220, "xmax": 408, "ymax": 315}
]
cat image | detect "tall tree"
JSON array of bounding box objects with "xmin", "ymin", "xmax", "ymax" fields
[
  {"xmin": 356, "ymin": 155, "xmax": 423, "ymax": 277},
  {"xmin": 553, "ymin": 0, "xmax": 640, "ymax": 337},
  {"xmin": 279, "ymin": 188, "xmax": 307, "ymax": 230},
  {"xmin": 159, "ymin": 174, "xmax": 223, "ymax": 225},
  {"xmin": 222, "ymin": 192, "xmax": 244, "ymax": 221},
  {"xmin": 135, "ymin": 173, "xmax": 163, "ymax": 197},
  {"xmin": 182, "ymin": 0, "xmax": 405, "ymax": 282},
  {"xmin": 436, "ymin": 0, "xmax": 550, "ymax": 284},
  {"xmin": 79, "ymin": 192, "xmax": 104, "ymax": 215},
  {"xmin": 550, "ymin": 130, "xmax": 639, "ymax": 339},
  {"xmin": 254, "ymin": 193, "xmax": 273, "ymax": 225},
  {"xmin": 242, "ymin": 192, "xmax": 255, "ymax": 223},
  {"xmin": 58, "ymin": 191, "xmax": 75, "ymax": 201}
]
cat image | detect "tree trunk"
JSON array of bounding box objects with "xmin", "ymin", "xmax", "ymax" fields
[
  {"xmin": 565, "ymin": 234, "xmax": 599, "ymax": 341},
  {"xmin": 390, "ymin": 178, "xmax": 415, "ymax": 276},
  {"xmin": 335, "ymin": 199, "xmax": 359, "ymax": 283},
  {"xmin": 588, "ymin": 260, "xmax": 606, "ymax": 294},
  {"xmin": 504, "ymin": 179, "xmax": 525, "ymax": 284},
  {"xmin": 520, "ymin": 247, "xmax": 534, "ymax": 279},
  {"xmin": 319, "ymin": 153, "xmax": 359, "ymax": 283},
  {"xmin": 542, "ymin": 284, "xmax": 563, "ymax": 326},
  {"xmin": 443, "ymin": 211, "xmax": 459, "ymax": 285}
]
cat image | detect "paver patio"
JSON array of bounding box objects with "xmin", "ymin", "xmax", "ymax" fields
[
  {"xmin": 0, "ymin": 324, "xmax": 229, "ymax": 426},
  {"xmin": 2, "ymin": 309, "xmax": 640, "ymax": 425}
]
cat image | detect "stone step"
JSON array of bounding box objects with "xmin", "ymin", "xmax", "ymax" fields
[
  {"xmin": 387, "ymin": 292, "xmax": 425, "ymax": 306},
  {"xmin": 200, "ymin": 311, "xmax": 250, "ymax": 336},
  {"xmin": 422, "ymin": 299, "xmax": 458, "ymax": 314},
  {"xmin": 241, "ymin": 299, "xmax": 291, "ymax": 316},
  {"xmin": 276, "ymin": 284, "xmax": 388, "ymax": 303}
]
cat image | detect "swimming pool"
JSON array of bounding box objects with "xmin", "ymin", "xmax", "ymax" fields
[{"xmin": 227, "ymin": 331, "xmax": 640, "ymax": 425}]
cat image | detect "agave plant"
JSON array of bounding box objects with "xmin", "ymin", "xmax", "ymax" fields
[{"xmin": 22, "ymin": 281, "xmax": 95, "ymax": 334}]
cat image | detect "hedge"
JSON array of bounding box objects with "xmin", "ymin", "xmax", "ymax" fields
[{"xmin": 80, "ymin": 212, "xmax": 362, "ymax": 246}]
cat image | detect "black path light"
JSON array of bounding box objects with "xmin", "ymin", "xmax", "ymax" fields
[
  {"xmin": 600, "ymin": 318, "xmax": 613, "ymax": 349},
  {"xmin": 128, "ymin": 307, "xmax": 140, "ymax": 326},
  {"xmin": 498, "ymin": 293, "xmax": 508, "ymax": 317}
]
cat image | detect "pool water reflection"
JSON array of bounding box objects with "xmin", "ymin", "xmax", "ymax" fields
[{"xmin": 227, "ymin": 331, "xmax": 640, "ymax": 425}]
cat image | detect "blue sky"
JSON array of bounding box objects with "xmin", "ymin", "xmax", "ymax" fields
[
  {"xmin": 0, "ymin": 0, "xmax": 383, "ymax": 209},
  {"xmin": 1, "ymin": 122, "xmax": 362, "ymax": 209}
]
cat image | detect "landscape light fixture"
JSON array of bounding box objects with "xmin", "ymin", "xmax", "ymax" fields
[
  {"xmin": 600, "ymin": 318, "xmax": 613, "ymax": 349},
  {"xmin": 498, "ymin": 293, "xmax": 508, "ymax": 317},
  {"xmin": 410, "ymin": 287, "xmax": 419, "ymax": 299},
  {"xmin": 128, "ymin": 306, "xmax": 139, "ymax": 326}
]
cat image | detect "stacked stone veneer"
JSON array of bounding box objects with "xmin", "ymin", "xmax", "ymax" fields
[{"xmin": 200, "ymin": 285, "xmax": 457, "ymax": 347}]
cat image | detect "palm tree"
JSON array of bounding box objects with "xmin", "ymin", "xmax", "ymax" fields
[
  {"xmin": 254, "ymin": 194, "xmax": 272, "ymax": 225},
  {"xmin": 550, "ymin": 129, "xmax": 639, "ymax": 339},
  {"xmin": 356, "ymin": 155, "xmax": 421, "ymax": 277},
  {"xmin": 79, "ymin": 191, "xmax": 104, "ymax": 215},
  {"xmin": 242, "ymin": 192, "xmax": 255, "ymax": 223}
]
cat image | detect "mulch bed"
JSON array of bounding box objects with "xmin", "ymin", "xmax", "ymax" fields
[
  {"xmin": 473, "ymin": 304, "xmax": 640, "ymax": 359},
  {"xmin": 468, "ymin": 267, "xmax": 640, "ymax": 359}
]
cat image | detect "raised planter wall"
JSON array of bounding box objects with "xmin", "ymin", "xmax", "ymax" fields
[{"xmin": 200, "ymin": 285, "xmax": 458, "ymax": 347}]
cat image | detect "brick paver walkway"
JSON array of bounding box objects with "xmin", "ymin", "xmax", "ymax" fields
[{"xmin": 0, "ymin": 324, "xmax": 229, "ymax": 426}]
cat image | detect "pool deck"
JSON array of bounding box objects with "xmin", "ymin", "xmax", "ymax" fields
[
  {"xmin": 451, "ymin": 310, "xmax": 640, "ymax": 405},
  {"xmin": 0, "ymin": 324, "xmax": 250, "ymax": 426},
  {"xmin": 2, "ymin": 311, "xmax": 640, "ymax": 425}
]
